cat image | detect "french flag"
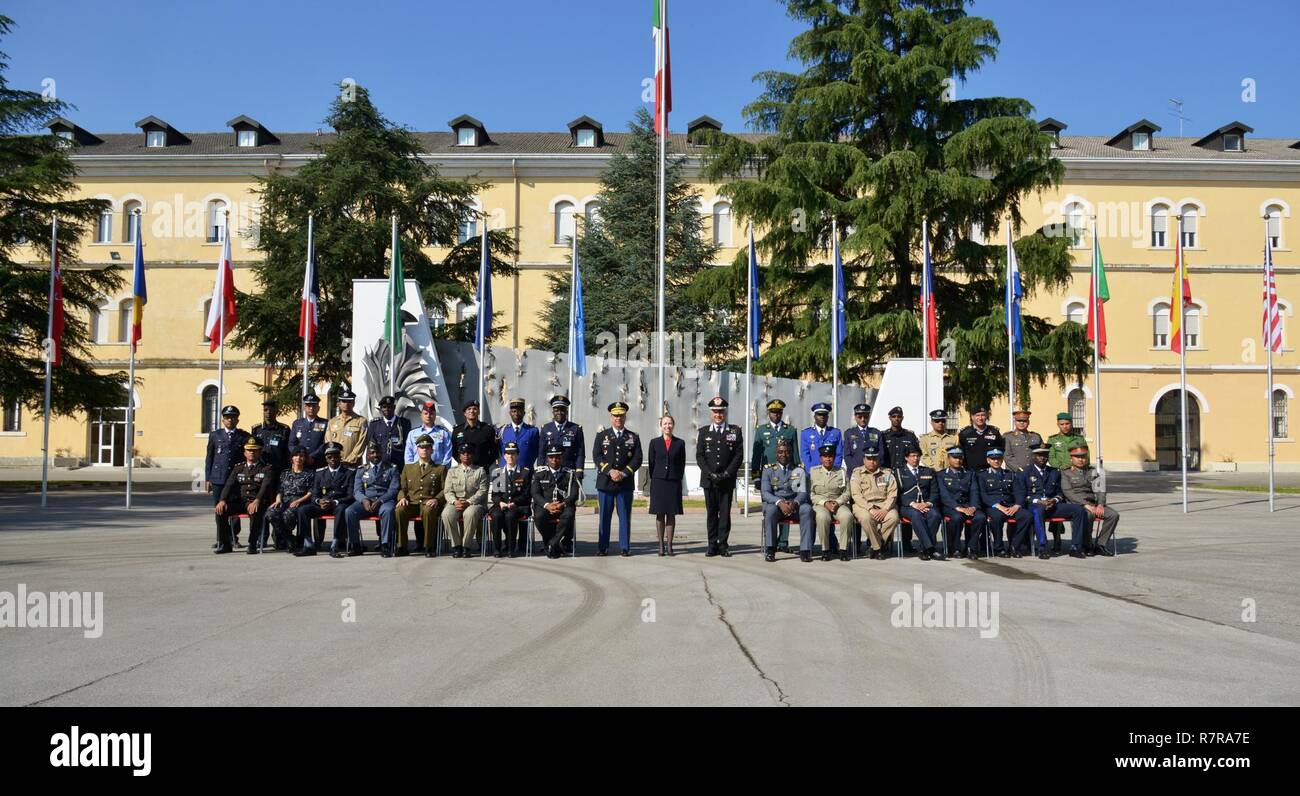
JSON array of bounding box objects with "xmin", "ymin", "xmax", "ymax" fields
[
  {"xmin": 299, "ymin": 231, "xmax": 318, "ymax": 353},
  {"xmin": 205, "ymin": 226, "xmax": 237, "ymax": 352}
]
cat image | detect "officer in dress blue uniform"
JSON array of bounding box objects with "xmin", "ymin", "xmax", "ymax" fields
[
  {"xmin": 593, "ymin": 401, "xmax": 642, "ymax": 556},
  {"xmin": 290, "ymin": 394, "xmax": 328, "ymax": 466},
  {"xmin": 498, "ymin": 397, "xmax": 540, "ymax": 470},
  {"xmin": 760, "ymin": 440, "xmax": 814, "ymax": 562},
  {"xmin": 538, "ymin": 395, "xmax": 585, "ymax": 474},
  {"xmin": 842, "ymin": 403, "xmax": 883, "ymax": 476},
  {"xmin": 696, "ymin": 396, "xmax": 744, "ymax": 557},
  {"xmin": 293, "ymin": 442, "xmax": 355, "ymax": 557},
  {"xmin": 799, "ymin": 403, "xmax": 843, "ymax": 471},
  {"xmin": 974, "ymin": 448, "xmax": 1031, "ymax": 557},
  {"xmin": 344, "ymin": 442, "xmax": 399, "ymax": 556},
  {"xmin": 205, "ymin": 405, "xmax": 250, "ymax": 548},
  {"xmin": 937, "ymin": 447, "xmax": 985, "ymax": 558},
  {"xmin": 1014, "ymin": 445, "xmax": 1090, "ymax": 559},
  {"xmin": 404, "ymin": 400, "xmax": 453, "ymax": 466},
  {"xmin": 366, "ymin": 395, "xmax": 412, "ymax": 468},
  {"xmin": 251, "ymin": 399, "xmax": 291, "ymax": 473},
  {"xmin": 895, "ymin": 444, "xmax": 945, "ymax": 560},
  {"xmin": 880, "ymin": 406, "xmax": 921, "ymax": 471}
]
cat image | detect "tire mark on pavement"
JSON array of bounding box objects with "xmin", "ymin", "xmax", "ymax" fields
[{"xmin": 699, "ymin": 569, "xmax": 790, "ymax": 706}]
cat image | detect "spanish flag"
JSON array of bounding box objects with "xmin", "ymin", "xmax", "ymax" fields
[
  {"xmin": 130, "ymin": 214, "xmax": 147, "ymax": 351},
  {"xmin": 1169, "ymin": 230, "xmax": 1192, "ymax": 354}
]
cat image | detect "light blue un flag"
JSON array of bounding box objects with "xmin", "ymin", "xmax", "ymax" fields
[{"xmin": 569, "ymin": 242, "xmax": 587, "ymax": 376}]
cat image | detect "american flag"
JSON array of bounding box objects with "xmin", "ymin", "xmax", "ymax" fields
[{"xmin": 1264, "ymin": 232, "xmax": 1283, "ymax": 354}]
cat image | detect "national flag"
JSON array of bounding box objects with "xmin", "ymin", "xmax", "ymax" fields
[
  {"xmin": 832, "ymin": 227, "xmax": 847, "ymax": 357},
  {"xmin": 748, "ymin": 224, "xmax": 761, "ymax": 361},
  {"xmin": 1169, "ymin": 232, "xmax": 1192, "ymax": 354},
  {"xmin": 921, "ymin": 224, "xmax": 938, "ymax": 358},
  {"xmin": 475, "ymin": 223, "xmax": 492, "ymax": 349},
  {"xmin": 130, "ymin": 214, "xmax": 147, "ymax": 352},
  {"xmin": 1087, "ymin": 228, "xmax": 1109, "ymax": 357},
  {"xmin": 569, "ymin": 236, "xmax": 587, "ymax": 377},
  {"xmin": 49, "ymin": 218, "xmax": 64, "ymax": 366},
  {"xmin": 1006, "ymin": 228, "xmax": 1024, "ymax": 355},
  {"xmin": 1264, "ymin": 232, "xmax": 1283, "ymax": 354},
  {"xmin": 652, "ymin": 0, "xmax": 672, "ymax": 135},
  {"xmin": 384, "ymin": 226, "xmax": 405, "ymax": 356},
  {"xmin": 299, "ymin": 226, "xmax": 319, "ymax": 354},
  {"xmin": 205, "ymin": 224, "xmax": 237, "ymax": 352}
]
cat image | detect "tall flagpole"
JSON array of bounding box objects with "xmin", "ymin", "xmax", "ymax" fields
[
  {"xmin": 390, "ymin": 214, "xmax": 397, "ymax": 398},
  {"xmin": 744, "ymin": 222, "xmax": 754, "ymax": 516},
  {"xmin": 1091, "ymin": 221, "xmax": 1104, "ymax": 472},
  {"xmin": 569, "ymin": 228, "xmax": 578, "ymax": 400},
  {"xmin": 921, "ymin": 220, "xmax": 929, "ymax": 427},
  {"xmin": 1265, "ymin": 220, "xmax": 1276, "ymax": 512},
  {"xmin": 217, "ymin": 210, "xmax": 228, "ymax": 407},
  {"xmin": 303, "ymin": 212, "xmax": 313, "ymax": 409},
  {"xmin": 126, "ymin": 211, "xmax": 140, "ymax": 510},
  {"xmin": 832, "ymin": 219, "xmax": 840, "ymax": 429},
  {"xmin": 40, "ymin": 215, "xmax": 57, "ymax": 509},
  {"xmin": 655, "ymin": 0, "xmax": 668, "ymax": 416},
  {"xmin": 1004, "ymin": 224, "xmax": 1014, "ymax": 427},
  {"xmin": 479, "ymin": 219, "xmax": 487, "ymax": 412},
  {"xmin": 1178, "ymin": 216, "xmax": 1188, "ymax": 513}
]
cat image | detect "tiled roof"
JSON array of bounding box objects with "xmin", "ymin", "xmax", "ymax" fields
[{"xmin": 1053, "ymin": 135, "xmax": 1300, "ymax": 161}]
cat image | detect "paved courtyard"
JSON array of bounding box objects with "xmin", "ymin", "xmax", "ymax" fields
[{"xmin": 1, "ymin": 474, "xmax": 1297, "ymax": 706}]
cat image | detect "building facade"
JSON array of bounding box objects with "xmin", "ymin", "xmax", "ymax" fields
[{"xmin": 2, "ymin": 113, "xmax": 1297, "ymax": 471}]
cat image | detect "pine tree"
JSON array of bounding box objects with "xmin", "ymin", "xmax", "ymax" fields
[
  {"xmin": 528, "ymin": 108, "xmax": 735, "ymax": 367},
  {"xmin": 233, "ymin": 85, "xmax": 516, "ymax": 404},
  {"xmin": 0, "ymin": 14, "xmax": 123, "ymax": 416},
  {"xmin": 691, "ymin": 0, "xmax": 1091, "ymax": 409}
]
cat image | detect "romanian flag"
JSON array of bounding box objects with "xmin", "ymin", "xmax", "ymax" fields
[
  {"xmin": 49, "ymin": 218, "xmax": 64, "ymax": 366},
  {"xmin": 652, "ymin": 0, "xmax": 672, "ymax": 135},
  {"xmin": 1169, "ymin": 231, "xmax": 1192, "ymax": 354},
  {"xmin": 130, "ymin": 214, "xmax": 147, "ymax": 352},
  {"xmin": 1086, "ymin": 229, "xmax": 1108, "ymax": 357},
  {"xmin": 205, "ymin": 223, "xmax": 237, "ymax": 352}
]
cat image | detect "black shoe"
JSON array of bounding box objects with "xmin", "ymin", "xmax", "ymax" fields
[
  {"xmin": 1037, "ymin": 550, "xmax": 1051, "ymax": 560},
  {"xmin": 840, "ymin": 550, "xmax": 852, "ymax": 562},
  {"xmin": 214, "ymin": 545, "xmax": 233, "ymax": 555},
  {"xmin": 294, "ymin": 547, "xmax": 316, "ymax": 557},
  {"xmin": 777, "ymin": 544, "xmax": 790, "ymax": 554},
  {"xmin": 919, "ymin": 550, "xmax": 931, "ymax": 561},
  {"xmin": 1085, "ymin": 545, "xmax": 1098, "ymax": 557},
  {"xmin": 620, "ymin": 550, "xmax": 630, "ymax": 557},
  {"xmin": 764, "ymin": 548, "xmax": 776, "ymax": 562},
  {"xmin": 596, "ymin": 549, "xmax": 607, "ymax": 557},
  {"xmin": 329, "ymin": 550, "xmax": 344, "ymax": 558},
  {"xmin": 1095, "ymin": 544, "xmax": 1114, "ymax": 557},
  {"xmin": 395, "ymin": 547, "xmax": 410, "ymax": 557},
  {"xmin": 1011, "ymin": 549, "xmax": 1022, "ymax": 559},
  {"xmin": 347, "ymin": 549, "xmax": 363, "ymax": 557},
  {"xmin": 413, "ymin": 545, "xmax": 426, "ymax": 554},
  {"xmin": 820, "ymin": 551, "xmax": 832, "ymax": 561},
  {"xmin": 705, "ymin": 547, "xmax": 719, "ymax": 557},
  {"xmin": 929, "ymin": 548, "xmax": 945, "ymax": 561},
  {"xmin": 425, "ymin": 549, "xmax": 435, "ymax": 558},
  {"xmin": 452, "ymin": 547, "xmax": 463, "ymax": 558},
  {"xmin": 381, "ymin": 548, "xmax": 394, "ymax": 558},
  {"xmin": 246, "ymin": 545, "xmax": 259, "ymax": 555},
  {"xmin": 996, "ymin": 549, "xmax": 1009, "ymax": 558},
  {"xmin": 1068, "ymin": 548, "xmax": 1087, "ymax": 559},
  {"xmin": 799, "ymin": 550, "xmax": 812, "ymax": 562},
  {"xmin": 495, "ymin": 549, "xmax": 507, "ymax": 558}
]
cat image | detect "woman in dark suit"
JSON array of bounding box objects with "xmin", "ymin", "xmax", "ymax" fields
[{"xmin": 647, "ymin": 414, "xmax": 685, "ymax": 556}]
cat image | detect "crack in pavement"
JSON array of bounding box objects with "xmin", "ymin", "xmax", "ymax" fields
[
  {"xmin": 441, "ymin": 560, "xmax": 499, "ymax": 609},
  {"xmin": 699, "ymin": 569, "xmax": 791, "ymax": 707}
]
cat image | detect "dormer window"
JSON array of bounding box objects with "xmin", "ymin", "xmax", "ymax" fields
[
  {"xmin": 146, "ymin": 130, "xmax": 166, "ymax": 148},
  {"xmin": 576, "ymin": 128, "xmax": 596, "ymax": 148},
  {"xmin": 238, "ymin": 129, "xmax": 258, "ymax": 147},
  {"xmin": 1132, "ymin": 131, "xmax": 1150, "ymax": 151},
  {"xmin": 55, "ymin": 130, "xmax": 73, "ymax": 142},
  {"xmin": 457, "ymin": 126, "xmax": 477, "ymax": 147},
  {"xmin": 1192, "ymin": 121, "xmax": 1252, "ymax": 152},
  {"xmin": 1223, "ymin": 133, "xmax": 1242, "ymax": 152},
  {"xmin": 1037, "ymin": 118, "xmax": 1067, "ymax": 150},
  {"xmin": 1105, "ymin": 119, "xmax": 1161, "ymax": 152}
]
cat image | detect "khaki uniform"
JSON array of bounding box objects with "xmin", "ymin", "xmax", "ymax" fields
[
  {"xmin": 326, "ymin": 412, "xmax": 368, "ymax": 466},
  {"xmin": 849, "ymin": 467, "xmax": 899, "ymax": 551},
  {"xmin": 808, "ymin": 465, "xmax": 853, "ymax": 551},
  {"xmin": 1004, "ymin": 429, "xmax": 1044, "ymax": 472},
  {"xmin": 1060, "ymin": 465, "xmax": 1118, "ymax": 547},
  {"xmin": 440, "ymin": 464, "xmax": 488, "ymax": 547},
  {"xmin": 917, "ymin": 431, "xmax": 958, "ymax": 471},
  {"xmin": 396, "ymin": 460, "xmax": 447, "ymax": 548}
]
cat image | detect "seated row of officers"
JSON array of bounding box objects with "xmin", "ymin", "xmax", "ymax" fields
[{"xmin": 205, "ymin": 389, "xmax": 1117, "ymax": 562}]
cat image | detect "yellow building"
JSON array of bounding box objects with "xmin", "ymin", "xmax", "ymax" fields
[{"xmin": 2, "ymin": 114, "xmax": 1297, "ymax": 472}]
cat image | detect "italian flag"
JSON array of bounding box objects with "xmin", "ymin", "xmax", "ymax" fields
[
  {"xmin": 1087, "ymin": 232, "xmax": 1108, "ymax": 357},
  {"xmin": 653, "ymin": 0, "xmax": 671, "ymax": 136}
]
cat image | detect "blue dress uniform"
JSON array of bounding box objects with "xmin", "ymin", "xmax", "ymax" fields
[
  {"xmin": 1014, "ymin": 452, "xmax": 1089, "ymax": 557},
  {"xmin": 344, "ymin": 452, "xmax": 399, "ymax": 554},
  {"xmin": 532, "ymin": 446, "xmax": 581, "ymax": 557},
  {"xmin": 290, "ymin": 395, "xmax": 328, "ymax": 466},
  {"xmin": 936, "ymin": 448, "xmax": 986, "ymax": 557},
  {"xmin": 538, "ymin": 395, "xmax": 585, "ymax": 473},
  {"xmin": 405, "ymin": 422, "xmax": 452, "ymax": 465},
  {"xmin": 499, "ymin": 420, "xmax": 540, "ymax": 471},
  {"xmin": 294, "ymin": 443, "xmax": 355, "ymax": 556},
  {"xmin": 843, "ymin": 403, "xmax": 884, "ymax": 476},
  {"xmin": 760, "ymin": 458, "xmax": 813, "ymax": 558},
  {"xmin": 799, "ymin": 403, "xmax": 843, "ymax": 470},
  {"xmin": 366, "ymin": 396, "xmax": 412, "ymax": 468},
  {"xmin": 974, "ymin": 449, "xmax": 1031, "ymax": 556},
  {"xmin": 895, "ymin": 452, "xmax": 943, "ymax": 558},
  {"xmin": 593, "ymin": 402, "xmax": 642, "ymax": 555},
  {"xmin": 489, "ymin": 442, "xmax": 533, "ymax": 555},
  {"xmin": 205, "ymin": 406, "xmax": 249, "ymax": 543},
  {"xmin": 696, "ymin": 396, "xmax": 744, "ymax": 556}
]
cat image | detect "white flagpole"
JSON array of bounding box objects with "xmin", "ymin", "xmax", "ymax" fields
[
  {"xmin": 1178, "ymin": 217, "xmax": 1188, "ymax": 513},
  {"xmin": 655, "ymin": 0, "xmax": 668, "ymax": 416},
  {"xmin": 744, "ymin": 222, "xmax": 754, "ymax": 517},
  {"xmin": 303, "ymin": 212, "xmax": 313, "ymax": 410},
  {"xmin": 832, "ymin": 219, "xmax": 840, "ymax": 430},
  {"xmin": 390, "ymin": 214, "xmax": 397, "ymax": 399},
  {"xmin": 921, "ymin": 220, "xmax": 929, "ymax": 427},
  {"xmin": 40, "ymin": 215, "xmax": 57, "ymax": 509},
  {"xmin": 569, "ymin": 230, "xmax": 577, "ymax": 401},
  {"xmin": 1091, "ymin": 222, "xmax": 1104, "ymax": 473},
  {"xmin": 218, "ymin": 210, "xmax": 228, "ymax": 410},
  {"xmin": 479, "ymin": 220, "xmax": 487, "ymax": 411},
  {"xmin": 1265, "ymin": 222, "xmax": 1276, "ymax": 512},
  {"xmin": 126, "ymin": 211, "xmax": 140, "ymax": 510},
  {"xmin": 1005, "ymin": 224, "xmax": 1014, "ymax": 428}
]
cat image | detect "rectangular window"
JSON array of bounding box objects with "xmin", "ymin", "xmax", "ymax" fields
[
  {"xmin": 576, "ymin": 128, "xmax": 596, "ymax": 147},
  {"xmin": 1223, "ymin": 134, "xmax": 1242, "ymax": 152},
  {"xmin": 146, "ymin": 130, "xmax": 166, "ymax": 148},
  {"xmin": 1153, "ymin": 311, "xmax": 1170, "ymax": 348},
  {"xmin": 95, "ymin": 211, "xmax": 112, "ymax": 243},
  {"xmin": 1273, "ymin": 392, "xmax": 1289, "ymax": 439},
  {"xmin": 457, "ymin": 127, "xmax": 477, "ymax": 147},
  {"xmin": 1184, "ymin": 308, "xmax": 1201, "ymax": 348},
  {"xmin": 2, "ymin": 397, "xmax": 20, "ymax": 432},
  {"xmin": 1132, "ymin": 132, "xmax": 1150, "ymax": 151},
  {"xmin": 237, "ymin": 129, "xmax": 257, "ymax": 147},
  {"xmin": 1267, "ymin": 214, "xmax": 1281, "ymax": 249}
]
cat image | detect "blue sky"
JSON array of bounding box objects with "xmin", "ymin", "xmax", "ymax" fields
[{"xmin": 4, "ymin": 0, "xmax": 1298, "ymax": 138}]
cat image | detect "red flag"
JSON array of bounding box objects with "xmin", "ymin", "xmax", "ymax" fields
[
  {"xmin": 50, "ymin": 223, "xmax": 64, "ymax": 366},
  {"xmin": 205, "ymin": 228, "xmax": 237, "ymax": 352},
  {"xmin": 1264, "ymin": 232, "xmax": 1282, "ymax": 354},
  {"xmin": 1169, "ymin": 233, "xmax": 1192, "ymax": 354},
  {"xmin": 1086, "ymin": 232, "xmax": 1109, "ymax": 357}
]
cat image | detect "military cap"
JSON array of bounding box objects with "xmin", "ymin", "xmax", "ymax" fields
[
  {"xmin": 970, "ymin": 404, "xmax": 989, "ymax": 415},
  {"xmin": 261, "ymin": 398, "xmax": 278, "ymax": 408},
  {"xmin": 854, "ymin": 403, "xmax": 871, "ymax": 414},
  {"xmin": 503, "ymin": 441, "xmax": 520, "ymax": 454},
  {"xmin": 456, "ymin": 442, "xmax": 474, "ymax": 455},
  {"xmin": 811, "ymin": 402, "xmax": 831, "ymax": 415},
  {"xmin": 377, "ymin": 395, "xmax": 396, "ymax": 408},
  {"xmin": 545, "ymin": 444, "xmax": 564, "ymax": 457},
  {"xmin": 463, "ymin": 400, "xmax": 480, "ymax": 410},
  {"xmin": 415, "ymin": 434, "xmax": 433, "ymax": 448},
  {"xmin": 608, "ymin": 401, "xmax": 629, "ymax": 416},
  {"xmin": 1056, "ymin": 412, "xmax": 1074, "ymax": 421},
  {"xmin": 775, "ymin": 438, "xmax": 793, "ymax": 449},
  {"xmin": 863, "ymin": 448, "xmax": 881, "ymax": 459},
  {"xmin": 986, "ymin": 448, "xmax": 1005, "ymax": 459},
  {"xmin": 766, "ymin": 399, "xmax": 786, "ymax": 411},
  {"xmin": 508, "ymin": 398, "xmax": 526, "ymax": 409},
  {"xmin": 1013, "ymin": 408, "xmax": 1032, "ymax": 418},
  {"xmin": 929, "ymin": 409, "xmax": 948, "ymax": 421},
  {"xmin": 302, "ymin": 394, "xmax": 321, "ymax": 406},
  {"xmin": 243, "ymin": 438, "xmax": 263, "ymax": 451},
  {"xmin": 337, "ymin": 389, "xmax": 357, "ymax": 401},
  {"xmin": 550, "ymin": 395, "xmax": 571, "ymax": 408},
  {"xmin": 221, "ymin": 405, "xmax": 240, "ymax": 418},
  {"xmin": 946, "ymin": 446, "xmax": 965, "ymax": 458},
  {"xmin": 421, "ymin": 400, "xmax": 437, "ymax": 412},
  {"xmin": 888, "ymin": 406, "xmax": 904, "ymax": 416},
  {"xmin": 290, "ymin": 445, "xmax": 308, "ymax": 457},
  {"xmin": 1069, "ymin": 446, "xmax": 1090, "ymax": 455},
  {"xmin": 323, "ymin": 442, "xmax": 343, "ymax": 455},
  {"xmin": 818, "ymin": 443, "xmax": 837, "ymax": 456},
  {"xmin": 366, "ymin": 441, "xmax": 382, "ymax": 452},
  {"xmin": 903, "ymin": 444, "xmax": 921, "ymax": 456},
  {"xmin": 707, "ymin": 396, "xmax": 729, "ymax": 410},
  {"xmin": 1031, "ymin": 445, "xmax": 1051, "ymax": 454}
]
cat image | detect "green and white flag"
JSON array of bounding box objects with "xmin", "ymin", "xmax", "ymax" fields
[{"xmin": 384, "ymin": 223, "xmax": 405, "ymax": 355}]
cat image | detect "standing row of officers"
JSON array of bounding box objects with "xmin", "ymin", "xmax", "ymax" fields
[{"xmin": 204, "ymin": 390, "xmax": 1117, "ymax": 561}]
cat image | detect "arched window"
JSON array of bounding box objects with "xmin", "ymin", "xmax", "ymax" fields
[
  {"xmin": 94, "ymin": 208, "xmax": 113, "ymax": 243},
  {"xmin": 122, "ymin": 200, "xmax": 143, "ymax": 242},
  {"xmin": 554, "ymin": 200, "xmax": 575, "ymax": 244},
  {"xmin": 1180, "ymin": 205, "xmax": 1198, "ymax": 248},
  {"xmin": 201, "ymin": 385, "xmax": 220, "ymax": 433},
  {"xmin": 1272, "ymin": 388, "xmax": 1290, "ymax": 439},
  {"xmin": 2, "ymin": 396, "xmax": 20, "ymax": 433},
  {"xmin": 206, "ymin": 200, "xmax": 228, "ymax": 243},
  {"xmin": 117, "ymin": 298, "xmax": 134, "ymax": 343},
  {"xmin": 91, "ymin": 299, "xmax": 111, "ymax": 343},
  {"xmin": 457, "ymin": 205, "xmax": 477, "ymax": 245},
  {"xmin": 1150, "ymin": 204, "xmax": 1169, "ymax": 248},
  {"xmin": 585, "ymin": 202, "xmax": 601, "ymax": 228},
  {"xmin": 201, "ymin": 299, "xmax": 212, "ymax": 343},
  {"xmin": 1266, "ymin": 204, "xmax": 1284, "ymax": 249},
  {"xmin": 1152, "ymin": 302, "xmax": 1171, "ymax": 348},
  {"xmin": 1067, "ymin": 388, "xmax": 1087, "ymax": 430},
  {"xmin": 1065, "ymin": 301, "xmax": 1086, "ymax": 324},
  {"xmin": 1063, "ymin": 202, "xmax": 1086, "ymax": 249},
  {"xmin": 712, "ymin": 201, "xmax": 733, "ymax": 247}
]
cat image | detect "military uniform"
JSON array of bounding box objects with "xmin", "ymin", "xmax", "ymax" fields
[
  {"xmin": 205, "ymin": 411, "xmax": 250, "ymax": 544},
  {"xmin": 326, "ymin": 411, "xmax": 368, "ymax": 466},
  {"xmin": 880, "ymin": 423, "xmax": 920, "ymax": 471},
  {"xmin": 696, "ymin": 398, "xmax": 744, "ymax": 555},
  {"xmin": 405, "ymin": 423, "xmax": 452, "ymax": 465},
  {"xmin": 440, "ymin": 461, "xmax": 488, "ymax": 554},
  {"xmin": 593, "ymin": 404, "xmax": 642, "ymax": 555},
  {"xmin": 216, "ymin": 443, "xmax": 275, "ymax": 553},
  {"xmin": 489, "ymin": 458, "xmax": 532, "ymax": 555},
  {"xmin": 1061, "ymin": 457, "xmax": 1118, "ymax": 553},
  {"xmin": 750, "ymin": 412, "xmax": 798, "ymax": 477},
  {"xmin": 936, "ymin": 452, "xmax": 986, "ymax": 556},
  {"xmin": 453, "ymin": 419, "xmax": 499, "ymax": 470},
  {"xmin": 266, "ymin": 467, "xmax": 314, "ymax": 551},
  {"xmin": 849, "ymin": 463, "xmax": 899, "ymax": 555},
  {"xmin": 1004, "ymin": 428, "xmax": 1044, "ymax": 472},
  {"xmin": 974, "ymin": 455, "xmax": 1030, "ymax": 556},
  {"xmin": 395, "ymin": 455, "xmax": 447, "ymax": 553},
  {"xmin": 1048, "ymin": 431, "xmax": 1089, "ymax": 469},
  {"xmin": 532, "ymin": 457, "xmax": 580, "ymax": 557},
  {"xmin": 539, "ymin": 395, "xmax": 586, "ymax": 473},
  {"xmin": 808, "ymin": 461, "xmax": 853, "ymax": 556},
  {"xmin": 366, "ymin": 410, "xmax": 412, "ymax": 468},
  {"xmin": 295, "ymin": 457, "xmax": 355, "ymax": 555},
  {"xmin": 499, "ymin": 408, "xmax": 540, "ymax": 471},
  {"xmin": 917, "ymin": 411, "xmax": 959, "ymax": 472},
  {"xmin": 344, "ymin": 459, "xmax": 399, "ymax": 553},
  {"xmin": 1014, "ymin": 459, "xmax": 1088, "ymax": 556},
  {"xmin": 799, "ymin": 414, "xmax": 843, "ymax": 470},
  {"xmin": 958, "ymin": 422, "xmax": 1004, "ymax": 467},
  {"xmin": 759, "ymin": 459, "xmax": 813, "ymax": 556},
  {"xmin": 289, "ymin": 411, "xmax": 328, "ymax": 466},
  {"xmin": 251, "ymin": 418, "xmax": 292, "ymax": 472},
  {"xmin": 843, "ymin": 417, "xmax": 885, "ymax": 475},
  {"xmin": 896, "ymin": 460, "xmax": 942, "ymax": 557}
]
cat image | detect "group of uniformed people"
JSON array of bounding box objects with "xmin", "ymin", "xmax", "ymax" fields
[
  {"xmin": 751, "ymin": 400, "xmax": 1119, "ymax": 562},
  {"xmin": 205, "ymin": 389, "xmax": 1118, "ymax": 562}
]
